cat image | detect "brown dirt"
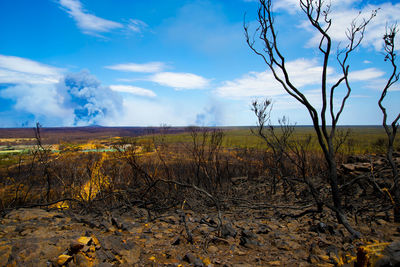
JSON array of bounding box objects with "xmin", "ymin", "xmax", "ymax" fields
[{"xmin": 0, "ymin": 205, "xmax": 398, "ymax": 266}]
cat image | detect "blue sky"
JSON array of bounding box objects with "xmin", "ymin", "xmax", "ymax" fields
[{"xmin": 0, "ymin": 0, "xmax": 399, "ymax": 127}]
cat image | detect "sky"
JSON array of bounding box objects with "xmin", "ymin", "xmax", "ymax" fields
[{"xmin": 0, "ymin": 0, "xmax": 399, "ymax": 127}]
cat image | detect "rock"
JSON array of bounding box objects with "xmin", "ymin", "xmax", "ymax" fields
[
  {"xmin": 256, "ymin": 224, "xmax": 271, "ymax": 235},
  {"xmin": 276, "ymin": 240, "xmax": 300, "ymax": 251},
  {"xmin": 193, "ymin": 225, "xmax": 212, "ymax": 236},
  {"xmin": 267, "ymin": 260, "xmax": 281, "ymax": 266},
  {"xmin": 69, "ymin": 242, "xmax": 84, "ymax": 254},
  {"xmin": 78, "ymin": 217, "xmax": 101, "ymax": 229},
  {"xmin": 242, "ymin": 230, "xmax": 258, "ymax": 240},
  {"xmin": 74, "ymin": 252, "xmax": 91, "ymax": 267},
  {"xmin": 346, "ymin": 155, "xmax": 369, "ymax": 163},
  {"xmin": 355, "ymin": 163, "xmax": 371, "ymax": 172},
  {"xmin": 5, "ymin": 208, "xmax": 60, "ymax": 221},
  {"xmin": 91, "ymin": 236, "xmax": 101, "ymax": 250},
  {"xmin": 96, "ymin": 249, "xmax": 116, "ymax": 263},
  {"xmin": 341, "ymin": 163, "xmax": 356, "ymax": 172},
  {"xmin": 375, "ymin": 256, "xmax": 391, "ymax": 267},
  {"xmin": 77, "ymin": 236, "xmax": 92, "ymax": 246},
  {"xmin": 208, "ymin": 245, "xmax": 218, "ymax": 254},
  {"xmin": 171, "ymin": 236, "xmax": 181, "ymax": 245},
  {"xmin": 56, "ymin": 254, "xmax": 72, "ymax": 265},
  {"xmin": 0, "ymin": 245, "xmax": 12, "ymax": 264},
  {"xmin": 239, "ymin": 230, "xmax": 260, "ymax": 248},
  {"xmin": 126, "ymin": 225, "xmax": 143, "ymax": 235},
  {"xmin": 111, "ymin": 217, "xmax": 133, "ymax": 231},
  {"xmin": 326, "ymin": 245, "xmax": 340, "ymax": 265},
  {"xmin": 375, "ymin": 241, "xmax": 400, "ymax": 267},
  {"xmin": 120, "ymin": 248, "xmax": 140, "ymax": 265},
  {"xmin": 99, "ymin": 221, "xmax": 114, "ymax": 232},
  {"xmin": 221, "ymin": 223, "xmax": 237, "ymax": 238},
  {"xmin": 101, "ymin": 235, "xmax": 127, "ymax": 252},
  {"xmin": 309, "ymin": 222, "xmax": 330, "ymax": 234},
  {"xmin": 182, "ymin": 252, "xmax": 204, "ymax": 266}
]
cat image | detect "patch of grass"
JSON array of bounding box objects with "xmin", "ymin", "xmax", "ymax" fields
[{"xmin": 143, "ymin": 126, "xmax": 398, "ymax": 155}]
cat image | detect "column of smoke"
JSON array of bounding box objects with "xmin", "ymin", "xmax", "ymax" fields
[{"xmin": 56, "ymin": 70, "xmax": 122, "ymax": 126}]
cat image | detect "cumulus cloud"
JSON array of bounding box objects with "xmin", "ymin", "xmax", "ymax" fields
[
  {"xmin": 109, "ymin": 85, "xmax": 156, "ymax": 97},
  {"xmin": 248, "ymin": 0, "xmax": 399, "ymax": 51},
  {"xmin": 59, "ymin": 0, "xmax": 123, "ymax": 35},
  {"xmin": 0, "ymin": 84, "xmax": 74, "ymax": 126},
  {"xmin": 105, "ymin": 62, "xmax": 166, "ymax": 73},
  {"xmin": 215, "ymin": 58, "xmax": 329, "ymax": 99},
  {"xmin": 0, "ymin": 55, "xmax": 70, "ymax": 125},
  {"xmin": 56, "ymin": 71, "xmax": 123, "ymax": 125},
  {"xmin": 215, "ymin": 58, "xmax": 385, "ymax": 100},
  {"xmin": 292, "ymin": 1, "xmax": 400, "ymax": 51},
  {"xmin": 149, "ymin": 72, "xmax": 210, "ymax": 90},
  {"xmin": 0, "ymin": 54, "xmax": 63, "ymax": 84}
]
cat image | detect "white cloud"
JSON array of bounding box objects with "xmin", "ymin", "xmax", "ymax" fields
[
  {"xmin": 215, "ymin": 71, "xmax": 283, "ymax": 99},
  {"xmin": 59, "ymin": 0, "xmax": 123, "ymax": 35},
  {"xmin": 0, "ymin": 54, "xmax": 63, "ymax": 84},
  {"xmin": 149, "ymin": 72, "xmax": 210, "ymax": 90},
  {"xmin": 349, "ymin": 68, "xmax": 385, "ymax": 82},
  {"xmin": 105, "ymin": 62, "xmax": 165, "ymax": 73},
  {"xmin": 0, "ymin": 55, "xmax": 61, "ymax": 76},
  {"xmin": 215, "ymin": 58, "xmax": 386, "ymax": 100},
  {"xmin": 253, "ymin": 0, "xmax": 399, "ymax": 51},
  {"xmin": 110, "ymin": 85, "xmax": 156, "ymax": 97},
  {"xmin": 0, "ymin": 68, "xmax": 126, "ymax": 126},
  {"xmin": 215, "ymin": 58, "xmax": 329, "ymax": 99},
  {"xmin": 0, "ymin": 55, "xmax": 69, "ymax": 125},
  {"xmin": 273, "ymin": 0, "xmax": 361, "ymax": 14},
  {"xmin": 297, "ymin": 2, "xmax": 400, "ymax": 51},
  {"xmin": 0, "ymin": 84, "xmax": 75, "ymax": 125},
  {"xmin": 127, "ymin": 19, "xmax": 148, "ymax": 33}
]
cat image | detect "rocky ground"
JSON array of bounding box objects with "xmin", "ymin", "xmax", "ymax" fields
[
  {"xmin": 0, "ymin": 205, "xmax": 399, "ymax": 267},
  {"xmin": 1, "ymin": 153, "xmax": 400, "ymax": 266}
]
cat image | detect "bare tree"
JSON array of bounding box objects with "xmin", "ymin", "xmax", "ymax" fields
[
  {"xmin": 245, "ymin": 0, "xmax": 376, "ymax": 237},
  {"xmin": 251, "ymin": 99, "xmax": 295, "ymax": 195},
  {"xmin": 378, "ymin": 24, "xmax": 400, "ymax": 222},
  {"xmin": 33, "ymin": 122, "xmax": 52, "ymax": 203}
]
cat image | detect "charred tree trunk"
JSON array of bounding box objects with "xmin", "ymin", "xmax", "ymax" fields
[{"xmin": 378, "ymin": 25, "xmax": 400, "ymax": 222}]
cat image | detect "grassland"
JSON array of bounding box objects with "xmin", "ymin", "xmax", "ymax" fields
[
  {"xmin": 0, "ymin": 126, "xmax": 397, "ymax": 157},
  {"xmin": 136, "ymin": 126, "xmax": 397, "ymax": 155}
]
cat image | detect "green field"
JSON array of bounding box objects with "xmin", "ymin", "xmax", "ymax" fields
[
  {"xmin": 0, "ymin": 126, "xmax": 398, "ymax": 156},
  {"xmin": 144, "ymin": 126, "xmax": 398, "ymax": 154}
]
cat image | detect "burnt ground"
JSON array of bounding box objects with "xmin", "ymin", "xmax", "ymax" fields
[
  {"xmin": 1, "ymin": 153, "xmax": 400, "ymax": 266},
  {"xmin": 0, "ymin": 126, "xmax": 188, "ymax": 145},
  {"xmin": 0, "ymin": 204, "xmax": 398, "ymax": 267}
]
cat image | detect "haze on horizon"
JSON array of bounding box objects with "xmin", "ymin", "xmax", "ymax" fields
[{"xmin": 0, "ymin": 0, "xmax": 399, "ymax": 128}]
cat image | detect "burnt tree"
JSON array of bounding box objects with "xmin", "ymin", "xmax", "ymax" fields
[
  {"xmin": 378, "ymin": 24, "xmax": 400, "ymax": 222},
  {"xmin": 245, "ymin": 0, "xmax": 376, "ymax": 237}
]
